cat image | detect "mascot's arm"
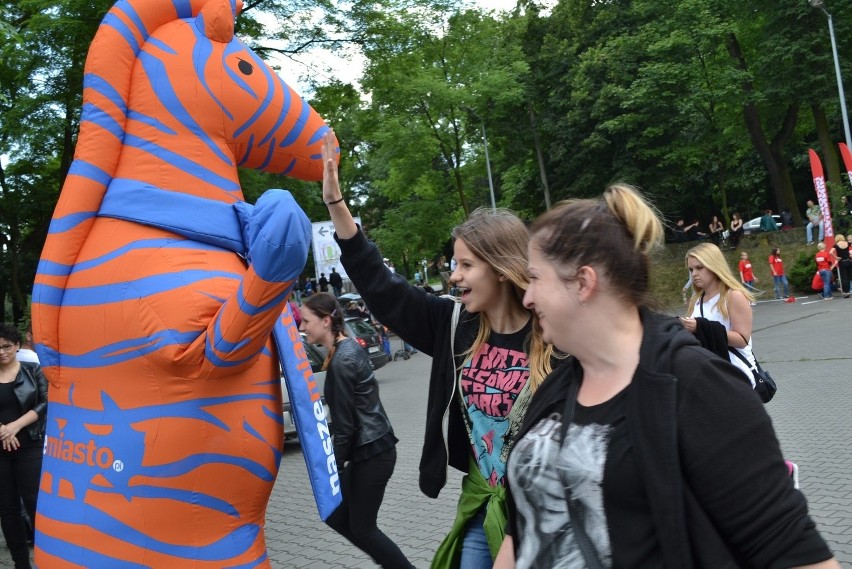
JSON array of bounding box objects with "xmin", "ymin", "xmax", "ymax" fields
[{"xmin": 195, "ymin": 190, "xmax": 311, "ymax": 378}]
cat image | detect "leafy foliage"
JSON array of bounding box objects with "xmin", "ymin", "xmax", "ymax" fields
[
  {"xmin": 788, "ymin": 250, "xmax": 818, "ymax": 293},
  {"xmin": 4, "ymin": 0, "xmax": 852, "ymax": 321}
]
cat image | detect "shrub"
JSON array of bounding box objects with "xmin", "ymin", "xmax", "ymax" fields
[{"xmin": 787, "ymin": 251, "xmax": 815, "ymax": 293}]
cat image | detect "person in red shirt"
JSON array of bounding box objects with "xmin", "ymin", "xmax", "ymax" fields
[
  {"xmin": 815, "ymin": 243, "xmax": 836, "ymax": 300},
  {"xmin": 738, "ymin": 251, "xmax": 759, "ymax": 306},
  {"xmin": 768, "ymin": 247, "xmax": 790, "ymax": 300}
]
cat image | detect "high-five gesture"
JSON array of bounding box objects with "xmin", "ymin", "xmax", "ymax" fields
[{"xmin": 321, "ymin": 129, "xmax": 357, "ymax": 239}]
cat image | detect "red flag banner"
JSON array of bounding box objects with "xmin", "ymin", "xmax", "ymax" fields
[
  {"xmin": 839, "ymin": 143, "xmax": 852, "ymax": 188},
  {"xmin": 809, "ymin": 149, "xmax": 834, "ymax": 249}
]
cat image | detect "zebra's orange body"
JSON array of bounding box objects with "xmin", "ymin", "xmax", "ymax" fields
[{"xmin": 31, "ymin": 0, "xmax": 331, "ymax": 565}]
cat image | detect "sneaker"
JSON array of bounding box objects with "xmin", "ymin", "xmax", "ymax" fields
[
  {"xmin": 750, "ymin": 302, "xmax": 757, "ymax": 306},
  {"xmin": 823, "ymin": 296, "xmax": 834, "ymax": 300},
  {"xmin": 785, "ymin": 297, "xmax": 796, "ymax": 303},
  {"xmin": 844, "ymin": 294, "xmax": 850, "ymax": 298}
]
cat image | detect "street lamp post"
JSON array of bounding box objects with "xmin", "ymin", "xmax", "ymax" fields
[
  {"xmin": 478, "ymin": 119, "xmax": 497, "ymax": 213},
  {"xmin": 465, "ymin": 106, "xmax": 497, "ymax": 213},
  {"xmin": 810, "ymin": 0, "xmax": 852, "ymax": 149}
]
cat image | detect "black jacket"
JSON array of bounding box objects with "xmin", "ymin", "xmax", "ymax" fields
[
  {"xmin": 328, "ymin": 270, "xmax": 343, "ymax": 288},
  {"xmin": 14, "ymin": 362, "xmax": 49, "ymax": 441},
  {"xmin": 325, "ymin": 338, "xmax": 394, "ymax": 464},
  {"xmin": 509, "ymin": 310, "xmax": 832, "ymax": 568},
  {"xmin": 336, "ymin": 228, "xmax": 479, "ymax": 498},
  {"xmin": 693, "ymin": 317, "xmax": 729, "ymax": 360}
]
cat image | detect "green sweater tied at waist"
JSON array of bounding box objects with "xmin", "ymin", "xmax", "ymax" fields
[{"xmin": 431, "ymin": 457, "xmax": 507, "ymax": 569}]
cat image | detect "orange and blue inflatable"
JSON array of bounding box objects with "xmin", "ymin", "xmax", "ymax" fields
[{"xmin": 31, "ymin": 0, "xmax": 339, "ymax": 566}]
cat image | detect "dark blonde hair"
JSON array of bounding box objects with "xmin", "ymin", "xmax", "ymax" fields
[
  {"xmin": 529, "ymin": 183, "xmax": 664, "ymax": 308},
  {"xmin": 302, "ymin": 293, "xmax": 347, "ymax": 370},
  {"xmin": 452, "ymin": 208, "xmax": 553, "ymax": 390}
]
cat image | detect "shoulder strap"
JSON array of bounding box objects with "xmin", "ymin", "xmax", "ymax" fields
[
  {"xmin": 449, "ymin": 300, "xmax": 461, "ymax": 361},
  {"xmin": 727, "ymin": 347, "xmax": 757, "ymax": 372}
]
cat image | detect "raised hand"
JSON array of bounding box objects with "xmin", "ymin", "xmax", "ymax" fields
[
  {"xmin": 321, "ymin": 129, "xmax": 358, "ymax": 239},
  {"xmin": 321, "ymin": 130, "xmax": 342, "ymax": 205}
]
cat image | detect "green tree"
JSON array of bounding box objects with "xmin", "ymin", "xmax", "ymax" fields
[{"xmin": 317, "ymin": 3, "xmax": 534, "ymax": 271}]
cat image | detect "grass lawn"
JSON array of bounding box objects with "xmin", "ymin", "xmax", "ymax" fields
[{"xmin": 652, "ymin": 228, "xmax": 816, "ymax": 311}]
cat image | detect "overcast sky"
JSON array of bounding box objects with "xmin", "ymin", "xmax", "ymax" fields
[{"xmin": 273, "ymin": 1, "xmax": 535, "ymax": 94}]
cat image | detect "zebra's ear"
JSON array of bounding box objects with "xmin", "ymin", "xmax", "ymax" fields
[{"xmin": 196, "ymin": 0, "xmax": 241, "ymax": 43}]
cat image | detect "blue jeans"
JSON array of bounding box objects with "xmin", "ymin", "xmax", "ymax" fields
[
  {"xmin": 460, "ymin": 509, "xmax": 492, "ymax": 569},
  {"xmin": 806, "ymin": 222, "xmax": 824, "ymax": 243},
  {"xmin": 773, "ymin": 275, "xmax": 789, "ymax": 298},
  {"xmin": 819, "ymin": 269, "xmax": 833, "ymax": 298}
]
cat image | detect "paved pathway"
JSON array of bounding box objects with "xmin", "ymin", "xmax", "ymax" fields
[{"xmin": 5, "ymin": 294, "xmax": 851, "ymax": 567}]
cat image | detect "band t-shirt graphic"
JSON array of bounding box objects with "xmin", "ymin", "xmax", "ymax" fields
[
  {"xmin": 507, "ymin": 383, "xmax": 662, "ymax": 568},
  {"xmin": 459, "ymin": 321, "xmax": 531, "ymax": 486}
]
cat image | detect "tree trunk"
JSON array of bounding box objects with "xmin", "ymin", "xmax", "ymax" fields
[
  {"xmin": 812, "ymin": 104, "xmax": 842, "ymax": 185},
  {"xmin": 0, "ymin": 163, "xmax": 27, "ymax": 325},
  {"xmin": 726, "ymin": 33, "xmax": 801, "ymax": 225},
  {"xmin": 528, "ymin": 103, "xmax": 551, "ymax": 210}
]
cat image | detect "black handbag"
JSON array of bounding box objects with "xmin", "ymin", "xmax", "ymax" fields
[{"xmin": 728, "ymin": 348, "xmax": 777, "ymax": 403}]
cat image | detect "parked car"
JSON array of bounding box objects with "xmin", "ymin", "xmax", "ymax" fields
[
  {"xmin": 282, "ymin": 337, "xmax": 330, "ymax": 444},
  {"xmin": 344, "ymin": 316, "xmax": 389, "ymax": 370},
  {"xmin": 742, "ymin": 214, "xmax": 782, "ymax": 235}
]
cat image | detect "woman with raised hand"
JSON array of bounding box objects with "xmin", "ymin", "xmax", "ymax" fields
[
  {"xmin": 299, "ymin": 293, "xmax": 413, "ymax": 569},
  {"xmin": 680, "ymin": 242, "xmax": 757, "ymax": 386},
  {"xmin": 320, "ymin": 130, "xmax": 556, "ymax": 568},
  {"xmin": 494, "ymin": 185, "xmax": 839, "ymax": 569}
]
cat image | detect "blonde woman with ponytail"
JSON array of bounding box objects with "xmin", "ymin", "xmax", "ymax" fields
[
  {"xmin": 495, "ymin": 185, "xmax": 838, "ymax": 569},
  {"xmin": 320, "ymin": 131, "xmax": 556, "ymax": 568},
  {"xmin": 300, "ymin": 293, "xmax": 413, "ymax": 569}
]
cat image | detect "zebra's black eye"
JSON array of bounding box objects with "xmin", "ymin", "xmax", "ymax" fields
[{"xmin": 238, "ymin": 59, "xmax": 253, "ymax": 75}]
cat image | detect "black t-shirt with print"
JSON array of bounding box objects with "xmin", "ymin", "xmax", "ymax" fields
[
  {"xmin": 457, "ymin": 319, "xmax": 531, "ymax": 487},
  {"xmin": 508, "ymin": 384, "xmax": 663, "ymax": 568}
]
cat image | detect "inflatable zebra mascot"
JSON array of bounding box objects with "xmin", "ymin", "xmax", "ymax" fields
[{"xmin": 31, "ymin": 0, "xmax": 339, "ymax": 565}]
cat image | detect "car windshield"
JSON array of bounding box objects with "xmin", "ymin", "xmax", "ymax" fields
[
  {"xmin": 304, "ymin": 342, "xmax": 324, "ymax": 372},
  {"xmin": 346, "ymin": 318, "xmax": 376, "ymax": 336}
]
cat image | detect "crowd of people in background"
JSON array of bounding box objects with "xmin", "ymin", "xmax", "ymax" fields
[{"xmin": 666, "ymin": 195, "xmax": 852, "ymax": 251}]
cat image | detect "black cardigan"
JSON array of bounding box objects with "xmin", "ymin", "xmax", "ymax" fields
[
  {"xmin": 508, "ymin": 311, "xmax": 833, "ymax": 568},
  {"xmin": 336, "ymin": 227, "xmax": 479, "ymax": 498}
]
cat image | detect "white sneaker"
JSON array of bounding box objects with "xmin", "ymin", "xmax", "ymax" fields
[{"xmin": 750, "ymin": 302, "xmax": 757, "ymax": 306}]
